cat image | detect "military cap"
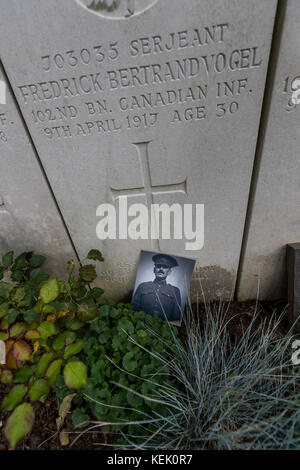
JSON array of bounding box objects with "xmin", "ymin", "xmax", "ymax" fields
[{"xmin": 152, "ymin": 254, "xmax": 178, "ymax": 268}]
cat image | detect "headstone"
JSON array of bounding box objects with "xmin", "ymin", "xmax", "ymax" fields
[
  {"xmin": 0, "ymin": 62, "xmax": 76, "ymax": 275},
  {"xmin": 287, "ymin": 243, "xmax": 300, "ymax": 332},
  {"xmin": 237, "ymin": 0, "xmax": 300, "ymax": 301},
  {"xmin": 0, "ymin": 0, "xmax": 277, "ymax": 300}
]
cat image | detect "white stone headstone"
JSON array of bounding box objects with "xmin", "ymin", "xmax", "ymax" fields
[
  {"xmin": 0, "ymin": 0, "xmax": 277, "ymax": 300},
  {"xmin": 237, "ymin": 0, "xmax": 300, "ymax": 300},
  {"xmin": 0, "ymin": 63, "xmax": 76, "ymax": 276}
]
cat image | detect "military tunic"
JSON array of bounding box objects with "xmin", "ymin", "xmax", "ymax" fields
[{"xmin": 132, "ymin": 279, "xmax": 182, "ymax": 322}]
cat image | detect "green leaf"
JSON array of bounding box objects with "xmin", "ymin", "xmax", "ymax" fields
[
  {"xmin": 122, "ymin": 352, "xmax": 138, "ymax": 372},
  {"xmin": 0, "ymin": 266, "xmax": 5, "ymax": 280},
  {"xmin": 0, "ymin": 281, "xmax": 13, "ymax": 299},
  {"xmin": 76, "ymin": 286, "xmax": 87, "ymax": 298},
  {"xmin": 112, "ymin": 334, "xmax": 125, "ymax": 350},
  {"xmin": 85, "ymin": 287, "xmax": 104, "ymax": 300},
  {"xmin": 25, "ymin": 330, "xmax": 41, "ymax": 341},
  {"xmin": 2, "ymin": 384, "xmax": 28, "ymax": 411},
  {"xmin": 78, "ymin": 305, "xmax": 98, "ymax": 322},
  {"xmin": 38, "ymin": 321, "xmax": 56, "ymax": 339},
  {"xmin": 98, "ymin": 328, "xmax": 111, "ymax": 344},
  {"xmin": 11, "ymin": 270, "xmax": 24, "ymax": 283},
  {"xmin": 7, "ymin": 308, "xmax": 20, "ymax": 325},
  {"xmin": 29, "ymin": 255, "xmax": 46, "ymax": 268},
  {"xmin": 10, "ymin": 287, "xmax": 25, "ymax": 304},
  {"xmin": 53, "ymin": 332, "xmax": 66, "ymax": 351},
  {"xmin": 137, "ymin": 329, "xmax": 148, "ymax": 343},
  {"xmin": 10, "ymin": 322, "xmax": 26, "ymax": 337},
  {"xmin": 2, "ymin": 251, "xmax": 13, "ymax": 267},
  {"xmin": 99, "ymin": 304, "xmax": 111, "ymax": 319},
  {"xmin": 64, "ymin": 361, "xmax": 87, "ymax": 389},
  {"xmin": 13, "ymin": 253, "xmax": 27, "ymax": 270},
  {"xmin": 141, "ymin": 364, "xmax": 156, "ymax": 378},
  {"xmin": 29, "ymin": 379, "xmax": 50, "ymax": 401},
  {"xmin": 0, "ymin": 302, "xmax": 9, "ymax": 319},
  {"xmin": 5, "ymin": 403, "xmax": 35, "ymax": 449},
  {"xmin": 30, "ymin": 268, "xmax": 49, "ymax": 284},
  {"xmin": 79, "ymin": 265, "xmax": 97, "ymax": 282},
  {"xmin": 12, "ymin": 340, "xmax": 32, "ymax": 362},
  {"xmin": 34, "ymin": 300, "xmax": 43, "ymax": 314},
  {"xmin": 37, "ymin": 352, "xmax": 54, "ymax": 377},
  {"xmin": 141, "ymin": 381, "xmax": 155, "ymax": 397},
  {"xmin": 126, "ymin": 390, "xmax": 143, "ymax": 408},
  {"xmin": 40, "ymin": 279, "xmax": 60, "ymax": 304},
  {"xmin": 66, "ymin": 319, "xmax": 84, "ymax": 331},
  {"xmin": 72, "ymin": 408, "xmax": 90, "ymax": 428},
  {"xmin": 43, "ymin": 304, "xmax": 56, "ymax": 314},
  {"xmin": 63, "ymin": 341, "xmax": 85, "ymax": 360},
  {"xmin": 87, "ymin": 249, "xmax": 104, "ymax": 262},
  {"xmin": 46, "ymin": 359, "xmax": 62, "ymax": 384},
  {"xmin": 24, "ymin": 309, "xmax": 40, "ymax": 323},
  {"xmin": 65, "ymin": 331, "xmax": 76, "ymax": 345},
  {"xmin": 1, "ymin": 370, "xmax": 13, "ymax": 384},
  {"xmin": 1, "ymin": 317, "xmax": 9, "ymax": 330},
  {"xmin": 0, "ymin": 331, "xmax": 9, "ymax": 341},
  {"xmin": 13, "ymin": 366, "xmax": 34, "ymax": 383},
  {"xmin": 118, "ymin": 318, "xmax": 134, "ymax": 335}
]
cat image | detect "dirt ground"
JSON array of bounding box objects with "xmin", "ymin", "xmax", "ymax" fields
[
  {"xmin": 0, "ymin": 299, "xmax": 289, "ymax": 450},
  {"xmin": 0, "ymin": 388, "xmax": 107, "ymax": 450}
]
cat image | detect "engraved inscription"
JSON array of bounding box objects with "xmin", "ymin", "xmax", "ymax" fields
[
  {"xmin": 282, "ymin": 76, "xmax": 300, "ymax": 111},
  {"xmin": 0, "ymin": 112, "xmax": 8, "ymax": 143},
  {"xmin": 16, "ymin": 22, "xmax": 264, "ymax": 140}
]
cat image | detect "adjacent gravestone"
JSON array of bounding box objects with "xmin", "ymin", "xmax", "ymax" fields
[
  {"xmin": 287, "ymin": 243, "xmax": 300, "ymax": 332},
  {"xmin": 0, "ymin": 62, "xmax": 76, "ymax": 276},
  {"xmin": 237, "ymin": 0, "xmax": 300, "ymax": 301},
  {"xmin": 0, "ymin": 0, "xmax": 277, "ymax": 300}
]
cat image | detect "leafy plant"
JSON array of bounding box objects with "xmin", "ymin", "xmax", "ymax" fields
[
  {"xmin": 53, "ymin": 302, "xmax": 179, "ymax": 436},
  {"xmin": 0, "ymin": 249, "xmax": 104, "ymax": 448},
  {"xmin": 93, "ymin": 302, "xmax": 299, "ymax": 450}
]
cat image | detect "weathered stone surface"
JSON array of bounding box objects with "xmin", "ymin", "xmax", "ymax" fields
[
  {"xmin": 287, "ymin": 243, "xmax": 300, "ymax": 332},
  {"xmin": 0, "ymin": 0, "xmax": 277, "ymax": 300},
  {"xmin": 237, "ymin": 0, "xmax": 300, "ymax": 301},
  {"xmin": 0, "ymin": 63, "xmax": 75, "ymax": 275}
]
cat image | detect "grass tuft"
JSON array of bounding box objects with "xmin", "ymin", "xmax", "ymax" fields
[{"xmin": 86, "ymin": 301, "xmax": 300, "ymax": 450}]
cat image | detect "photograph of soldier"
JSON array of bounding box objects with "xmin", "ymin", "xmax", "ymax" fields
[{"xmin": 132, "ymin": 251, "xmax": 195, "ymax": 324}]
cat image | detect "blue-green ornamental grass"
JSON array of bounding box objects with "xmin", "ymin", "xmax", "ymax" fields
[{"xmin": 82, "ymin": 302, "xmax": 300, "ymax": 450}]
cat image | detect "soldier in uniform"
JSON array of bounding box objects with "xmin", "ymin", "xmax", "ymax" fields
[{"xmin": 132, "ymin": 254, "xmax": 182, "ymax": 322}]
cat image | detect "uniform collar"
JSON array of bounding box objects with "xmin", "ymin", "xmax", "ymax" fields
[{"xmin": 154, "ymin": 278, "xmax": 167, "ymax": 286}]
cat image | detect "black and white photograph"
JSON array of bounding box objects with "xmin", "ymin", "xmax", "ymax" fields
[{"xmin": 132, "ymin": 250, "xmax": 195, "ymax": 324}]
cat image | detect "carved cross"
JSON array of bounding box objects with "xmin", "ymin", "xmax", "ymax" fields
[{"xmin": 110, "ymin": 141, "xmax": 187, "ymax": 249}]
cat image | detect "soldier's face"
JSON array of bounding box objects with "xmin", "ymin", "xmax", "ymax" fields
[{"xmin": 154, "ymin": 264, "xmax": 171, "ymax": 280}]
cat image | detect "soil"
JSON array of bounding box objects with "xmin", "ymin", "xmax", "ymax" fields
[
  {"xmin": 0, "ymin": 388, "xmax": 108, "ymax": 450},
  {"xmin": 0, "ymin": 299, "xmax": 289, "ymax": 451},
  {"xmin": 188, "ymin": 299, "xmax": 289, "ymax": 342}
]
